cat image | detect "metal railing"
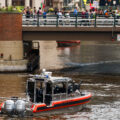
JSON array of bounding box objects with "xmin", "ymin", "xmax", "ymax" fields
[{"xmin": 22, "ymin": 14, "xmax": 120, "ymax": 27}]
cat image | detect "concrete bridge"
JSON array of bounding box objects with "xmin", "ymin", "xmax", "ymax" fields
[
  {"xmin": 1, "ymin": 13, "xmax": 120, "ymax": 72},
  {"xmin": 22, "ymin": 27, "xmax": 120, "ymax": 41},
  {"xmin": 22, "ymin": 14, "xmax": 120, "ymax": 41}
]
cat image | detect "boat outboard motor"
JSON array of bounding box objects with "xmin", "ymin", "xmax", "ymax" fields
[
  {"xmin": 15, "ymin": 100, "xmax": 26, "ymax": 116},
  {"xmin": 4, "ymin": 100, "xmax": 15, "ymax": 115}
]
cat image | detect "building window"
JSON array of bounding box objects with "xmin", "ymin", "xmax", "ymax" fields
[{"xmin": 12, "ymin": 0, "xmax": 25, "ymax": 6}]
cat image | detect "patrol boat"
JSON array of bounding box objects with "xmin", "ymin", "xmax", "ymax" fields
[{"xmin": 0, "ymin": 69, "xmax": 91, "ymax": 117}]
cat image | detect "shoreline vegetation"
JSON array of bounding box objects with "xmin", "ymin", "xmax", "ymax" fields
[{"xmin": 0, "ymin": 6, "xmax": 23, "ymax": 13}]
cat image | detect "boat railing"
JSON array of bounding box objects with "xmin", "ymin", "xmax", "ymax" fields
[
  {"xmin": 0, "ymin": 97, "xmax": 27, "ymax": 103},
  {"xmin": 52, "ymin": 93, "xmax": 67, "ymax": 101},
  {"xmin": 22, "ymin": 14, "xmax": 120, "ymax": 27},
  {"xmin": 52, "ymin": 91, "xmax": 81, "ymax": 101}
]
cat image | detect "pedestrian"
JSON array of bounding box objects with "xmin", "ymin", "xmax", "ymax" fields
[
  {"xmin": 33, "ymin": 7, "xmax": 37, "ymax": 18},
  {"xmin": 81, "ymin": 10, "xmax": 85, "ymax": 18},
  {"xmin": 65, "ymin": 11, "xmax": 70, "ymax": 18},
  {"xmin": 43, "ymin": 10, "xmax": 47, "ymax": 19},
  {"xmin": 90, "ymin": 11, "xmax": 94, "ymax": 19},
  {"xmin": 54, "ymin": 7, "xmax": 58, "ymax": 15},
  {"xmin": 73, "ymin": 7, "xmax": 78, "ymax": 16},
  {"xmin": 37, "ymin": 7, "xmax": 42, "ymax": 15},
  {"xmin": 57, "ymin": 11, "xmax": 63, "ymax": 18},
  {"xmin": 85, "ymin": 10, "xmax": 89, "ymax": 19},
  {"xmin": 26, "ymin": 7, "xmax": 31, "ymax": 18},
  {"xmin": 43, "ymin": 10, "xmax": 47, "ymax": 25}
]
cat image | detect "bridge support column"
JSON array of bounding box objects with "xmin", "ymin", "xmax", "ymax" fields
[
  {"xmin": 0, "ymin": 13, "xmax": 27, "ymax": 72},
  {"xmin": 38, "ymin": 41, "xmax": 63, "ymax": 70}
]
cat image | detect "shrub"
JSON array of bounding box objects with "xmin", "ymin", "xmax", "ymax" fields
[
  {"xmin": 0, "ymin": 6, "xmax": 22, "ymax": 13},
  {"xmin": 49, "ymin": 8, "xmax": 54, "ymax": 12},
  {"xmin": 16, "ymin": 6, "xmax": 24, "ymax": 12}
]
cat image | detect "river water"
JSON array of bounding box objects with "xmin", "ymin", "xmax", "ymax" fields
[{"xmin": 0, "ymin": 41, "xmax": 120, "ymax": 120}]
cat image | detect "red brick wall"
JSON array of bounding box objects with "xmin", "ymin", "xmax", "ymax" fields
[{"xmin": 0, "ymin": 13, "xmax": 22, "ymax": 41}]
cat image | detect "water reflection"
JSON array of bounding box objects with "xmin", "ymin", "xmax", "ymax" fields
[
  {"xmin": 38, "ymin": 41, "xmax": 120, "ymax": 70},
  {"xmin": 58, "ymin": 41, "xmax": 120, "ymax": 66},
  {"xmin": 0, "ymin": 74, "xmax": 26, "ymax": 100},
  {"xmin": 39, "ymin": 41, "xmax": 64, "ymax": 70}
]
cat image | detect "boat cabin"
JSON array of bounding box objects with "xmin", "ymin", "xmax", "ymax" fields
[{"xmin": 26, "ymin": 70, "xmax": 81, "ymax": 106}]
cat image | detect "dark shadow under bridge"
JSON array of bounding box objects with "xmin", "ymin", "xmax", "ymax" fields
[{"xmin": 22, "ymin": 27, "xmax": 120, "ymax": 41}]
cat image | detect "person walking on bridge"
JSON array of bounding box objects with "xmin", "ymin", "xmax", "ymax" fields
[
  {"xmin": 37, "ymin": 7, "xmax": 43, "ymax": 15},
  {"xmin": 73, "ymin": 8, "xmax": 78, "ymax": 16}
]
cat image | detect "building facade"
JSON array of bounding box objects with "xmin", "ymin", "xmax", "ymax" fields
[
  {"xmin": 53, "ymin": 0, "xmax": 63, "ymax": 10},
  {"xmin": 99, "ymin": 0, "xmax": 119, "ymax": 6},
  {"xmin": 0, "ymin": 0, "xmax": 43, "ymax": 10},
  {"xmin": 0, "ymin": 0, "xmax": 64, "ymax": 10}
]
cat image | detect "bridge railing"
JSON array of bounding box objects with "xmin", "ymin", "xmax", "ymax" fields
[{"xmin": 22, "ymin": 14, "xmax": 120, "ymax": 27}]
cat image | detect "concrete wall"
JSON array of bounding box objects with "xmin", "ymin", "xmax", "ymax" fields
[
  {"xmin": 0, "ymin": 0, "xmax": 5, "ymax": 7},
  {"xmin": 32, "ymin": 0, "xmax": 41, "ymax": 10},
  {"xmin": 0, "ymin": 60, "xmax": 27, "ymax": 72},
  {"xmin": 7, "ymin": 0, "xmax": 12, "ymax": 6},
  {"xmin": 0, "ymin": 13, "xmax": 27, "ymax": 72},
  {"xmin": 25, "ymin": 0, "xmax": 42, "ymax": 10},
  {"xmin": 0, "ymin": 41, "xmax": 23, "ymax": 60}
]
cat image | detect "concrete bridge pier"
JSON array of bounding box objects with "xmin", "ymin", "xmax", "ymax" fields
[
  {"xmin": 38, "ymin": 41, "xmax": 63, "ymax": 70},
  {"xmin": 0, "ymin": 13, "xmax": 27, "ymax": 72}
]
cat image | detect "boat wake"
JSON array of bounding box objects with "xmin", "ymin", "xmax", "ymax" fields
[
  {"xmin": 66, "ymin": 60, "xmax": 120, "ymax": 67},
  {"xmin": 62, "ymin": 60, "xmax": 120, "ymax": 75}
]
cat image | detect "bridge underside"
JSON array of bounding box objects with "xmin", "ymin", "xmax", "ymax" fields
[{"xmin": 22, "ymin": 27, "xmax": 119, "ymax": 41}]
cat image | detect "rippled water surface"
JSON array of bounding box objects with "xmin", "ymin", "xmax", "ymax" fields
[{"xmin": 0, "ymin": 41, "xmax": 120, "ymax": 120}]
